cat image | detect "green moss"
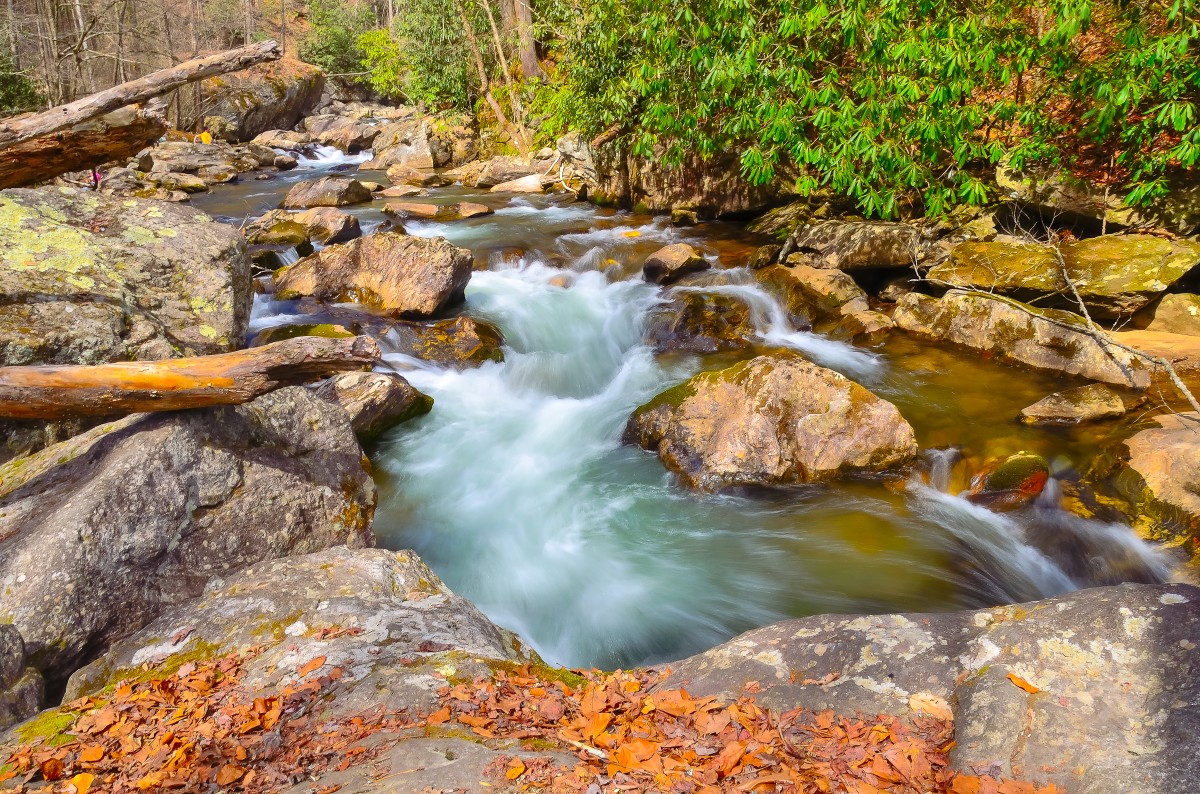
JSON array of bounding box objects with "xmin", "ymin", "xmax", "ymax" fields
[{"xmin": 15, "ymin": 709, "xmax": 81, "ymax": 746}]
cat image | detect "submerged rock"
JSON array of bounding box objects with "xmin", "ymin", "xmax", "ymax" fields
[
  {"xmin": 274, "ymin": 232, "xmax": 472, "ymax": 317},
  {"xmin": 1019, "ymin": 383, "xmax": 1128, "ymax": 425},
  {"xmin": 642, "ymin": 243, "xmax": 709, "ymax": 285},
  {"xmin": 315, "ymin": 371, "xmax": 433, "ymax": 440},
  {"xmin": 64, "ymin": 547, "xmax": 528, "ymax": 715},
  {"xmin": 662, "ymin": 582, "xmax": 1200, "ymax": 794},
  {"xmin": 787, "ymin": 220, "xmax": 923, "ymax": 270},
  {"xmin": 387, "ymin": 315, "xmax": 505, "ymax": 368},
  {"xmin": 0, "ymin": 187, "xmax": 250, "ymax": 365},
  {"xmin": 249, "ymin": 322, "xmax": 355, "ymax": 347},
  {"xmin": 893, "ymin": 290, "xmax": 1152, "ymax": 388},
  {"xmin": 644, "ymin": 290, "xmax": 756, "ymax": 354},
  {"xmin": 0, "ymin": 387, "xmax": 375, "ymax": 686},
  {"xmin": 382, "ymin": 201, "xmax": 493, "ymax": 221},
  {"xmin": 625, "ymin": 352, "xmax": 917, "ymax": 491},
  {"xmin": 281, "ymin": 176, "xmax": 373, "ymax": 208}
]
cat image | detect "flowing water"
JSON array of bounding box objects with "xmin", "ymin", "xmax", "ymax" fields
[{"xmin": 192, "ymin": 154, "xmax": 1173, "ymax": 671}]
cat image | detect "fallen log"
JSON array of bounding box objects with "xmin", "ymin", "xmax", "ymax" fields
[
  {"xmin": 0, "ymin": 103, "xmax": 167, "ymax": 189},
  {"xmin": 0, "ymin": 335, "xmax": 380, "ymax": 420},
  {"xmin": 0, "ymin": 40, "xmax": 281, "ymax": 151}
]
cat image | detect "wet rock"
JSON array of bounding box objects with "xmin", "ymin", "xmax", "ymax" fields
[
  {"xmin": 382, "ymin": 201, "xmax": 493, "ymax": 222},
  {"xmin": 930, "ymin": 236, "xmax": 1200, "ymax": 318},
  {"xmin": 449, "ymin": 155, "xmax": 537, "ymax": 189},
  {"xmin": 671, "ymin": 207, "xmax": 700, "ymax": 226},
  {"xmin": 893, "ymin": 290, "xmax": 1152, "ymax": 388},
  {"xmin": 388, "ymin": 315, "xmax": 505, "ymax": 368},
  {"xmin": 247, "ymin": 207, "xmax": 361, "ymax": 246},
  {"xmin": 490, "ymin": 173, "xmax": 548, "ymax": 194},
  {"xmin": 1140, "ymin": 293, "xmax": 1200, "ymax": 336},
  {"xmin": 1019, "ymin": 383, "xmax": 1128, "ymax": 425},
  {"xmin": 0, "ymin": 627, "xmax": 42, "ymax": 730},
  {"xmin": 378, "ymin": 185, "xmax": 426, "ymax": 198},
  {"xmin": 302, "ymin": 114, "xmax": 381, "ymax": 152},
  {"xmin": 252, "ymin": 129, "xmax": 311, "ymax": 151},
  {"xmin": 642, "ymin": 243, "xmax": 709, "ymax": 285},
  {"xmin": 661, "ymin": 582, "xmax": 1200, "ymax": 794},
  {"xmin": 274, "ymin": 232, "xmax": 472, "ymax": 318},
  {"xmin": 249, "ymin": 322, "xmax": 355, "ymax": 347},
  {"xmin": 281, "ymin": 176, "xmax": 373, "ymax": 208},
  {"xmin": 831, "ymin": 309, "xmax": 894, "ymax": 345},
  {"xmin": 877, "ymin": 275, "xmax": 916, "ymax": 302},
  {"xmin": 0, "ymin": 187, "xmax": 250, "ymax": 366},
  {"xmin": 315, "ymin": 371, "xmax": 433, "ymax": 440},
  {"xmin": 273, "ymin": 154, "xmax": 298, "ymax": 170},
  {"xmin": 365, "ymin": 117, "xmax": 435, "ymax": 169},
  {"xmin": 747, "ymin": 245, "xmax": 780, "ymax": 269},
  {"xmin": 967, "ymin": 451, "xmax": 1050, "ymax": 511},
  {"xmin": 787, "ymin": 220, "xmax": 923, "ymax": 270},
  {"xmin": 385, "ymin": 164, "xmax": 451, "ymax": 188},
  {"xmin": 1090, "ymin": 411, "xmax": 1200, "ymax": 551},
  {"xmin": 201, "ymin": 58, "xmax": 325, "ymax": 142},
  {"xmin": 644, "ymin": 291, "xmax": 756, "ymax": 354},
  {"xmin": 756, "ymin": 264, "xmax": 869, "ymax": 321},
  {"xmin": 625, "ymin": 351, "xmax": 917, "ymax": 491},
  {"xmin": 0, "ymin": 387, "xmax": 375, "ymax": 685},
  {"xmin": 64, "ymin": 547, "xmax": 528, "ymax": 717}
]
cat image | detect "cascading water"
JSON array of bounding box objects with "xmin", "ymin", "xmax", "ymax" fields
[{"xmin": 292, "ymin": 145, "xmax": 373, "ymax": 169}]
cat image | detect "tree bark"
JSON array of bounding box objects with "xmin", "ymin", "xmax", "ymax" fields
[
  {"xmin": 514, "ymin": 0, "xmax": 541, "ymax": 79},
  {"xmin": 0, "ymin": 39, "xmax": 281, "ymax": 151},
  {"xmin": 0, "ymin": 336, "xmax": 381, "ymax": 421}
]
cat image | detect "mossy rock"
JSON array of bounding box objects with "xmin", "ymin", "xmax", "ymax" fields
[
  {"xmin": 250, "ymin": 323, "xmax": 355, "ymax": 347},
  {"xmin": 983, "ymin": 452, "xmax": 1049, "ymax": 493}
]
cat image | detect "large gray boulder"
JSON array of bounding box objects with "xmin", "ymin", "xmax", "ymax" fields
[
  {"xmin": 893, "ymin": 290, "xmax": 1152, "ymax": 387},
  {"xmin": 201, "ymin": 58, "xmax": 325, "ymax": 142},
  {"xmin": 625, "ymin": 351, "xmax": 917, "ymax": 491},
  {"xmin": 0, "ymin": 627, "xmax": 41, "ymax": 731},
  {"xmin": 662, "ymin": 583, "xmax": 1200, "ymax": 794},
  {"xmin": 0, "ymin": 187, "xmax": 250, "ymax": 364},
  {"xmin": 281, "ymin": 176, "xmax": 373, "ymax": 208},
  {"xmin": 365, "ymin": 117, "xmax": 436, "ymax": 169},
  {"xmin": 314, "ymin": 371, "xmax": 433, "ymax": 440},
  {"xmin": 787, "ymin": 220, "xmax": 924, "ymax": 270},
  {"xmin": 0, "ymin": 387, "xmax": 376, "ymax": 686},
  {"xmin": 65, "ymin": 547, "xmax": 527, "ymax": 716}
]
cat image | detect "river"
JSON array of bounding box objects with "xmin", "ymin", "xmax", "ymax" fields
[{"xmin": 191, "ymin": 149, "xmax": 1171, "ymax": 671}]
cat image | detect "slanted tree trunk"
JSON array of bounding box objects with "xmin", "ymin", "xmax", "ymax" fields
[
  {"xmin": 0, "ymin": 336, "xmax": 381, "ymax": 420},
  {"xmin": 0, "ymin": 39, "xmax": 281, "ymax": 151}
]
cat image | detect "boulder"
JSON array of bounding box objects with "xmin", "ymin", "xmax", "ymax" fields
[
  {"xmin": 314, "ymin": 371, "xmax": 433, "ymax": 440},
  {"xmin": 747, "ymin": 245, "xmax": 780, "ymax": 269},
  {"xmin": 929, "ymin": 236, "xmax": 1200, "ymax": 318},
  {"xmin": 365, "ymin": 117, "xmax": 435, "ymax": 169},
  {"xmin": 893, "ymin": 290, "xmax": 1152, "ymax": 388},
  {"xmin": 64, "ymin": 547, "xmax": 528, "ymax": 718},
  {"xmin": 1019, "ymin": 383, "xmax": 1128, "ymax": 425},
  {"xmin": 252, "ymin": 128, "xmax": 312, "ymax": 151},
  {"xmin": 379, "ymin": 185, "xmax": 427, "ymax": 198},
  {"xmin": 449, "ymin": 155, "xmax": 538, "ymax": 189},
  {"xmin": 133, "ymin": 140, "xmax": 267, "ymax": 176},
  {"xmin": 274, "ymin": 232, "xmax": 473, "ymax": 318},
  {"xmin": 302, "ymin": 114, "xmax": 381, "ymax": 152},
  {"xmin": 1090, "ymin": 411, "xmax": 1200, "ymax": 551},
  {"xmin": 246, "ymin": 207, "xmax": 362, "ymax": 246},
  {"xmin": 387, "ymin": 315, "xmax": 506, "ymax": 368},
  {"xmin": 383, "ymin": 201, "xmax": 494, "ymax": 222},
  {"xmin": 786, "ymin": 220, "xmax": 924, "ymax": 270},
  {"xmin": 642, "ymin": 243, "xmax": 709, "ymax": 285},
  {"xmin": 386, "ymin": 163, "xmax": 451, "ymax": 188},
  {"xmin": 662, "ymin": 583, "xmax": 1200, "ymax": 794},
  {"xmin": 0, "ymin": 187, "xmax": 250, "ymax": 366},
  {"xmin": 966, "ymin": 451, "xmax": 1050, "ymax": 511},
  {"xmin": 644, "ymin": 291, "xmax": 756, "ymax": 353},
  {"xmin": 427, "ymin": 113, "xmax": 479, "ymax": 168},
  {"xmin": 625, "ymin": 352, "xmax": 917, "ymax": 491},
  {"xmin": 0, "ymin": 387, "xmax": 376, "ymax": 685},
  {"xmin": 1139, "ymin": 293, "xmax": 1200, "ymax": 336},
  {"xmin": 201, "ymin": 58, "xmax": 325, "ymax": 142},
  {"xmin": 0, "ymin": 627, "xmax": 42, "ymax": 731},
  {"xmin": 755, "ymin": 264, "xmax": 869, "ymax": 322},
  {"xmin": 490, "ymin": 173, "xmax": 548, "ymax": 194},
  {"xmin": 281, "ymin": 176, "xmax": 373, "ymax": 208}
]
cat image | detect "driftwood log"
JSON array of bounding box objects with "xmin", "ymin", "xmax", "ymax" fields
[
  {"xmin": 0, "ymin": 40, "xmax": 281, "ymax": 151},
  {"xmin": 0, "ymin": 335, "xmax": 380, "ymax": 420}
]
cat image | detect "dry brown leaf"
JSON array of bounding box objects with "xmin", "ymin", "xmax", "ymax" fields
[
  {"xmin": 908, "ymin": 692, "xmax": 954, "ymax": 721},
  {"xmin": 298, "ymin": 655, "xmax": 327, "ymax": 677}
]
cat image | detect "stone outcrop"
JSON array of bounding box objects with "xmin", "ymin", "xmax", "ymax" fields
[
  {"xmin": 281, "ymin": 176, "xmax": 374, "ymax": 208},
  {"xmin": 387, "ymin": 315, "xmax": 505, "ymax": 368},
  {"xmin": 201, "ymin": 58, "xmax": 325, "ymax": 143},
  {"xmin": 314, "ymin": 371, "xmax": 433, "ymax": 440},
  {"xmin": 131, "ymin": 140, "xmax": 279, "ymax": 182},
  {"xmin": 786, "ymin": 220, "xmax": 924, "ymax": 270},
  {"xmin": 662, "ymin": 582, "xmax": 1200, "ymax": 794},
  {"xmin": 0, "ymin": 187, "xmax": 250, "ymax": 366},
  {"xmin": 0, "ymin": 387, "xmax": 376, "ymax": 686},
  {"xmin": 1018, "ymin": 383, "xmax": 1129, "ymax": 425},
  {"xmin": 274, "ymin": 232, "xmax": 473, "ymax": 317},
  {"xmin": 0, "ymin": 627, "xmax": 41, "ymax": 731},
  {"xmin": 625, "ymin": 352, "xmax": 917, "ymax": 491},
  {"xmin": 365, "ymin": 117, "xmax": 435, "ymax": 169},
  {"xmin": 928, "ymin": 236, "xmax": 1200, "ymax": 318},
  {"xmin": 893, "ymin": 290, "xmax": 1152, "ymax": 388}
]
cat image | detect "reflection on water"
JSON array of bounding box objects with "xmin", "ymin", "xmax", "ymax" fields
[{"xmin": 204, "ymin": 158, "xmax": 1171, "ymax": 670}]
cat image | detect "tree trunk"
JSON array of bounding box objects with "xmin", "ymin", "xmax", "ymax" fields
[
  {"xmin": 0, "ymin": 39, "xmax": 281, "ymax": 151},
  {"xmin": 514, "ymin": 0, "xmax": 541, "ymax": 79},
  {"xmin": 453, "ymin": 0, "xmax": 517, "ymax": 149},
  {"xmin": 478, "ymin": 0, "xmax": 530, "ymax": 153},
  {"xmin": 0, "ymin": 336, "xmax": 381, "ymax": 421}
]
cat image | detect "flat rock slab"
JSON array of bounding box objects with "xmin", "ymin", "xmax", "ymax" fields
[{"xmin": 661, "ymin": 583, "xmax": 1200, "ymax": 793}]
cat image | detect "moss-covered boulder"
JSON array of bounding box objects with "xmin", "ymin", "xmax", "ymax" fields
[
  {"xmin": 281, "ymin": 176, "xmax": 373, "ymax": 209},
  {"xmin": 966, "ymin": 451, "xmax": 1050, "ymax": 511},
  {"xmin": 625, "ymin": 352, "xmax": 917, "ymax": 491},
  {"xmin": 0, "ymin": 187, "xmax": 250, "ymax": 366},
  {"xmin": 201, "ymin": 58, "xmax": 325, "ymax": 142},
  {"xmin": 249, "ymin": 322, "xmax": 355, "ymax": 347},
  {"xmin": 274, "ymin": 232, "xmax": 472, "ymax": 318},
  {"xmin": 644, "ymin": 290, "xmax": 756, "ymax": 354},
  {"xmin": 314, "ymin": 371, "xmax": 433, "ymax": 440},
  {"xmin": 388, "ymin": 315, "xmax": 505, "ymax": 368},
  {"xmin": 893, "ymin": 290, "xmax": 1152, "ymax": 388},
  {"xmin": 929, "ymin": 236, "xmax": 1200, "ymax": 319},
  {"xmin": 1018, "ymin": 383, "xmax": 1128, "ymax": 426}
]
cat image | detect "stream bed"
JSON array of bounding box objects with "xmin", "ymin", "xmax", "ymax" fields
[{"xmin": 192, "ymin": 151, "xmax": 1172, "ymax": 671}]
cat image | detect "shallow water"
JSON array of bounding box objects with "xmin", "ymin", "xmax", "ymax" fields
[{"xmin": 192, "ymin": 153, "xmax": 1172, "ymax": 671}]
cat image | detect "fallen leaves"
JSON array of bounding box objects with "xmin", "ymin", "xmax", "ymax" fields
[
  {"xmin": 1007, "ymin": 674, "xmax": 1041, "ymax": 694},
  {"xmin": 909, "ymin": 692, "xmax": 955, "ymax": 721}
]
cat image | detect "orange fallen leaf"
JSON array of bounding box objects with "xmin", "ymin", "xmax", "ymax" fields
[
  {"xmin": 79, "ymin": 745, "xmax": 104, "ymax": 763},
  {"xmin": 1007, "ymin": 673, "xmax": 1040, "ymax": 694},
  {"xmin": 40, "ymin": 758, "xmax": 64, "ymax": 781},
  {"xmin": 426, "ymin": 706, "xmax": 451, "ymax": 725},
  {"xmin": 216, "ymin": 764, "xmax": 245, "ymax": 786},
  {"xmin": 69, "ymin": 772, "xmax": 95, "ymax": 794},
  {"xmin": 505, "ymin": 758, "xmax": 526, "ymax": 780},
  {"xmin": 298, "ymin": 655, "xmax": 327, "ymax": 677},
  {"xmin": 908, "ymin": 692, "xmax": 954, "ymax": 721}
]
